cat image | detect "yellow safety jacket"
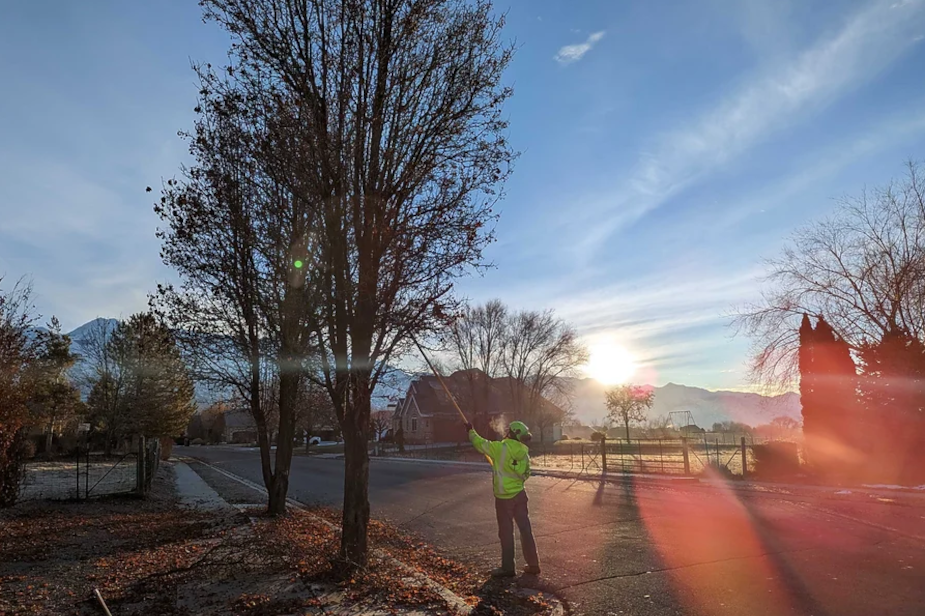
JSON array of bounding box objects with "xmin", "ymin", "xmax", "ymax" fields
[{"xmin": 469, "ymin": 429, "xmax": 531, "ymax": 499}]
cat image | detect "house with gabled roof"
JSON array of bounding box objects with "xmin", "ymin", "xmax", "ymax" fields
[{"xmin": 392, "ymin": 369, "xmax": 565, "ymax": 444}]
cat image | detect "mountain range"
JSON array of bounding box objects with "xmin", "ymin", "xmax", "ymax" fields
[
  {"xmin": 59, "ymin": 319, "xmax": 801, "ymax": 427},
  {"xmin": 561, "ymin": 378, "xmax": 800, "ymax": 428}
]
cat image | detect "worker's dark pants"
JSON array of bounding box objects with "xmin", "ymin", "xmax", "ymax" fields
[{"xmin": 495, "ymin": 491, "xmax": 539, "ymax": 571}]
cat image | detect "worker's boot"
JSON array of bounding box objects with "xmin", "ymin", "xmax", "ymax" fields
[
  {"xmin": 522, "ymin": 564, "xmax": 541, "ymax": 575},
  {"xmin": 490, "ymin": 567, "xmax": 515, "ymax": 578}
]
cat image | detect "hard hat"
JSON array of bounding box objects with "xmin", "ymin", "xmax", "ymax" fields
[{"xmin": 508, "ymin": 420, "xmax": 532, "ymax": 442}]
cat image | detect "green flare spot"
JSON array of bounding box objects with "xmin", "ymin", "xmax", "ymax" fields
[{"xmin": 294, "ymin": 260, "xmax": 304, "ymax": 269}]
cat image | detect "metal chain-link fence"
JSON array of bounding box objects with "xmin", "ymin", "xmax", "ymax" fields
[{"xmin": 19, "ymin": 437, "xmax": 162, "ymax": 502}]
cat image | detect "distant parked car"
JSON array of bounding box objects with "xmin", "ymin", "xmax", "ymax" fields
[{"xmin": 308, "ymin": 436, "xmax": 322, "ymax": 446}]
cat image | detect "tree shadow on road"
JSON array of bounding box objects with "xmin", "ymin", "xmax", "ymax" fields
[{"xmin": 737, "ymin": 494, "xmax": 832, "ymax": 616}]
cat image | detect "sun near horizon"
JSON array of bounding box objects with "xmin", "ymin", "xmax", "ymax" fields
[{"xmin": 583, "ymin": 341, "xmax": 638, "ymax": 386}]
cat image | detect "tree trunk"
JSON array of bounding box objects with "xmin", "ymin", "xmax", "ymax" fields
[
  {"xmin": 44, "ymin": 427, "xmax": 53, "ymax": 453},
  {"xmin": 340, "ymin": 405, "xmax": 370, "ymax": 568},
  {"xmin": 267, "ymin": 473, "xmax": 288, "ymax": 515},
  {"xmin": 625, "ymin": 420, "xmax": 630, "ymax": 443},
  {"xmin": 269, "ymin": 368, "xmax": 298, "ymax": 516},
  {"xmin": 104, "ymin": 428, "xmax": 114, "ymax": 456}
]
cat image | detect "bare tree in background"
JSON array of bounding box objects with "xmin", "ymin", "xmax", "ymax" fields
[
  {"xmin": 605, "ymin": 384, "xmax": 653, "ymax": 442},
  {"xmin": 444, "ymin": 300, "xmax": 507, "ymax": 428},
  {"xmin": 79, "ymin": 319, "xmax": 127, "ymax": 454},
  {"xmin": 500, "ymin": 309, "xmax": 587, "ymax": 442},
  {"xmin": 199, "ymin": 0, "xmax": 515, "ymax": 568},
  {"xmin": 734, "ymin": 161, "xmax": 925, "ymax": 388},
  {"xmin": 371, "ymin": 411, "xmax": 392, "ymax": 442},
  {"xmin": 154, "ymin": 62, "xmax": 317, "ymax": 514},
  {"xmin": 444, "ymin": 300, "xmax": 587, "ymax": 441}
]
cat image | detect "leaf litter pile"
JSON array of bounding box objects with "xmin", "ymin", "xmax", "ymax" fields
[{"xmin": 1, "ymin": 498, "xmax": 558, "ymax": 615}]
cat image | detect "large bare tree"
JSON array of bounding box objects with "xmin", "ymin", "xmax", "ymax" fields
[
  {"xmin": 154, "ymin": 62, "xmax": 317, "ymax": 513},
  {"xmin": 500, "ymin": 308, "xmax": 587, "ymax": 440},
  {"xmin": 444, "ymin": 299, "xmax": 507, "ymax": 427},
  {"xmin": 444, "ymin": 300, "xmax": 587, "ymax": 441},
  {"xmin": 198, "ymin": 0, "xmax": 515, "ymax": 567},
  {"xmin": 734, "ymin": 161, "xmax": 925, "ymax": 388}
]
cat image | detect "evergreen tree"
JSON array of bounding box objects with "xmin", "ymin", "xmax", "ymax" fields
[
  {"xmin": 857, "ymin": 330, "xmax": 925, "ymax": 481},
  {"xmin": 30, "ymin": 317, "xmax": 83, "ymax": 452},
  {"xmin": 859, "ymin": 331, "xmax": 925, "ymax": 416},
  {"xmin": 799, "ymin": 315, "xmax": 857, "ymax": 468},
  {"xmin": 798, "ymin": 313, "xmax": 817, "ymax": 440},
  {"xmin": 110, "ymin": 314, "xmax": 196, "ymax": 438}
]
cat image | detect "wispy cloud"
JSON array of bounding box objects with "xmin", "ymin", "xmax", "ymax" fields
[
  {"xmin": 578, "ymin": 0, "xmax": 925, "ymax": 253},
  {"xmin": 555, "ymin": 31, "xmax": 606, "ymax": 65}
]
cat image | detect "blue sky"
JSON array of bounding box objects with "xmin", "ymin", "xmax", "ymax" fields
[{"xmin": 2, "ymin": 0, "xmax": 924, "ymax": 391}]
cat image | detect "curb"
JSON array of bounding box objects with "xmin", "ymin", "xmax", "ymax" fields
[{"xmin": 183, "ymin": 457, "xmax": 476, "ymax": 615}]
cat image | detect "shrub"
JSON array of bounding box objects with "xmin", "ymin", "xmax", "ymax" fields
[
  {"xmin": 191, "ymin": 438, "xmax": 205, "ymax": 446},
  {"xmin": 20, "ymin": 439, "xmax": 36, "ymax": 460},
  {"xmin": 752, "ymin": 442, "xmax": 801, "ymax": 478},
  {"xmin": 559, "ymin": 435, "xmax": 569, "ymax": 441},
  {"xmin": 0, "ymin": 430, "xmax": 26, "ymax": 508},
  {"xmin": 701, "ymin": 459, "xmax": 735, "ymax": 479},
  {"xmin": 57, "ymin": 435, "xmax": 78, "ymax": 455}
]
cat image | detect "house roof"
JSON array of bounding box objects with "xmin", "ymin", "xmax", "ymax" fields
[
  {"xmin": 224, "ymin": 409, "xmax": 257, "ymax": 429},
  {"xmin": 402, "ymin": 369, "xmax": 565, "ymax": 421}
]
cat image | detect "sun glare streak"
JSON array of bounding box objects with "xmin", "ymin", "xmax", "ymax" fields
[
  {"xmin": 635, "ymin": 472, "xmax": 800, "ymax": 614},
  {"xmin": 585, "ymin": 341, "xmax": 637, "ymax": 385}
]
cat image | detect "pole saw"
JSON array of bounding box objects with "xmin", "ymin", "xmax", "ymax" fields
[{"xmin": 412, "ymin": 337, "xmax": 492, "ymax": 467}]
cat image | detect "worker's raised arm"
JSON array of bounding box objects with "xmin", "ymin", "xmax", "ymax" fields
[{"xmin": 468, "ymin": 425, "xmax": 496, "ymax": 457}]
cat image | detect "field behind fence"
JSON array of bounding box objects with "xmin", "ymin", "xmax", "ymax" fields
[
  {"xmin": 376, "ymin": 434, "xmax": 767, "ymax": 478},
  {"xmin": 19, "ymin": 438, "xmax": 162, "ymax": 502}
]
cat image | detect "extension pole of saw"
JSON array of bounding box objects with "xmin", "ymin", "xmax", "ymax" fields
[
  {"xmin": 412, "ymin": 338, "xmax": 470, "ymax": 425},
  {"xmin": 412, "ymin": 337, "xmax": 493, "ymax": 467}
]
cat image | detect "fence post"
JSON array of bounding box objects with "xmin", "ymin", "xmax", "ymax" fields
[
  {"xmin": 600, "ymin": 437, "xmax": 607, "ymax": 475},
  {"xmin": 682, "ymin": 437, "xmax": 690, "ymax": 475},
  {"xmin": 741, "ymin": 436, "xmax": 748, "ymax": 478},
  {"xmin": 136, "ymin": 436, "xmax": 146, "ymax": 496}
]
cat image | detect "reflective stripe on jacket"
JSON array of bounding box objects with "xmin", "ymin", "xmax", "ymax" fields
[{"xmin": 469, "ymin": 429, "xmax": 531, "ymax": 499}]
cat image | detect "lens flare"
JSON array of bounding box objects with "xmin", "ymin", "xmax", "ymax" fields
[{"xmin": 294, "ymin": 260, "xmax": 304, "ymax": 269}]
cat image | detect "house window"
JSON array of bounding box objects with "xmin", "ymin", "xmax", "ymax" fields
[{"xmin": 411, "ymin": 418, "xmax": 418, "ymax": 432}]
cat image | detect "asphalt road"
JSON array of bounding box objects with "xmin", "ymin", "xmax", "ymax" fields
[{"xmin": 178, "ymin": 445, "xmax": 925, "ymax": 616}]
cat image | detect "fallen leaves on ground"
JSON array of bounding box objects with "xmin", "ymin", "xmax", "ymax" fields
[{"xmin": 1, "ymin": 499, "xmax": 557, "ymax": 616}]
